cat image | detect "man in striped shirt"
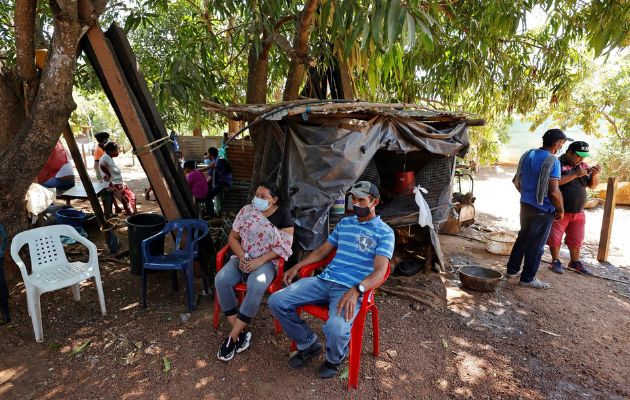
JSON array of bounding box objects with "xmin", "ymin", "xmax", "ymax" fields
[{"xmin": 269, "ymin": 181, "xmax": 395, "ymax": 379}]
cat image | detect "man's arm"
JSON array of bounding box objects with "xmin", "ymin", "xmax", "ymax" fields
[
  {"xmin": 337, "ymin": 255, "xmax": 389, "ymax": 321},
  {"xmin": 282, "ymin": 241, "xmax": 336, "ymax": 286},
  {"xmin": 548, "ymin": 178, "xmax": 564, "ymax": 220},
  {"xmin": 560, "ymin": 165, "xmax": 589, "ymax": 185}
]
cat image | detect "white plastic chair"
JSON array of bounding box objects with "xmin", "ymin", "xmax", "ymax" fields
[{"xmin": 10, "ymin": 225, "xmax": 106, "ymax": 342}]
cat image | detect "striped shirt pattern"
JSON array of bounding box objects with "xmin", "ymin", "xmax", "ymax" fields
[{"xmin": 318, "ymin": 215, "xmax": 395, "ymax": 288}]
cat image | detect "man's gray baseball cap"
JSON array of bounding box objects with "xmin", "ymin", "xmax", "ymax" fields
[{"xmin": 349, "ymin": 181, "xmax": 380, "ymax": 199}]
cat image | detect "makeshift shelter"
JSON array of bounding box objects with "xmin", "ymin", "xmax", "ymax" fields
[{"xmin": 203, "ymin": 100, "xmax": 484, "ymax": 270}]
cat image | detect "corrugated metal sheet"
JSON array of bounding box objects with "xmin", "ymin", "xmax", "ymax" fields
[
  {"xmin": 226, "ymin": 140, "xmax": 254, "ymax": 181},
  {"xmin": 179, "ymin": 136, "xmax": 222, "ymax": 161}
]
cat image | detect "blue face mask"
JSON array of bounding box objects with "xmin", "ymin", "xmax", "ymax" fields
[{"xmin": 252, "ymin": 197, "xmax": 270, "ymax": 212}]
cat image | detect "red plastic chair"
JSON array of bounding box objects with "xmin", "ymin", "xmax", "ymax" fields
[
  {"xmin": 289, "ymin": 250, "xmax": 390, "ymax": 389},
  {"xmin": 213, "ymin": 244, "xmax": 285, "ymax": 334}
]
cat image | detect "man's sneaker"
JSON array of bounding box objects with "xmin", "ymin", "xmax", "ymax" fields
[
  {"xmin": 568, "ymin": 261, "xmax": 593, "ymax": 276},
  {"xmin": 549, "ymin": 259, "xmax": 564, "ymax": 274},
  {"xmin": 217, "ymin": 336, "xmax": 236, "ymax": 362},
  {"xmin": 317, "ymin": 360, "xmax": 342, "ymax": 379},
  {"xmin": 288, "ymin": 341, "xmax": 322, "ymax": 369},
  {"xmin": 518, "ymin": 278, "xmax": 550, "ymax": 289},
  {"xmin": 506, "ymin": 271, "xmax": 520, "ymax": 279},
  {"xmin": 235, "ymin": 331, "xmax": 252, "ymax": 354}
]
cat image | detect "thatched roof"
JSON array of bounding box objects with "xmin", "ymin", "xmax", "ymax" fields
[{"xmin": 202, "ymin": 99, "xmax": 485, "ymax": 128}]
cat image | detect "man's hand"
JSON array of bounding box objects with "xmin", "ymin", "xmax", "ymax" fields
[
  {"xmin": 591, "ymin": 164, "xmax": 601, "ymax": 175},
  {"xmin": 283, "ymin": 266, "xmax": 300, "ymax": 286},
  {"xmin": 555, "ymin": 210, "xmax": 564, "ymax": 221},
  {"xmin": 575, "ymin": 165, "xmax": 589, "ymax": 177},
  {"xmin": 337, "ymin": 287, "xmax": 360, "ymax": 322}
]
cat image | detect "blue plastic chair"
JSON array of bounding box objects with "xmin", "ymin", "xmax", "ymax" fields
[
  {"xmin": 141, "ymin": 219, "xmax": 208, "ymax": 312},
  {"xmin": 0, "ymin": 224, "xmax": 10, "ymax": 323}
]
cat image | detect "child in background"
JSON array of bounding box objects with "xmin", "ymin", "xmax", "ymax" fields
[
  {"xmin": 183, "ymin": 160, "xmax": 211, "ymax": 217},
  {"xmin": 100, "ymin": 142, "xmax": 137, "ymax": 215}
]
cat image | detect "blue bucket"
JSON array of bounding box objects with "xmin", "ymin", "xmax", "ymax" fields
[{"xmin": 55, "ymin": 209, "xmax": 87, "ymax": 228}]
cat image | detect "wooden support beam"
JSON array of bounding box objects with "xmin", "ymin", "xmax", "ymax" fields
[
  {"xmin": 62, "ymin": 124, "xmax": 109, "ymax": 229},
  {"xmin": 80, "ymin": 24, "xmax": 181, "ymax": 220},
  {"xmin": 597, "ymin": 177, "xmax": 618, "ymax": 262}
]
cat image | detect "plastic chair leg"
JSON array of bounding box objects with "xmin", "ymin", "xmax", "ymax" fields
[
  {"xmin": 290, "ymin": 340, "xmax": 297, "ymax": 352},
  {"xmin": 94, "ymin": 273, "xmax": 107, "ymax": 315},
  {"xmin": 348, "ymin": 313, "xmax": 367, "ymax": 389},
  {"xmin": 171, "ymin": 270, "xmax": 179, "ymax": 292},
  {"xmin": 28, "ymin": 290, "xmax": 43, "ymax": 342},
  {"xmin": 184, "ymin": 265, "xmax": 195, "ymax": 313},
  {"xmin": 141, "ymin": 267, "xmax": 148, "ymax": 308},
  {"xmin": 71, "ymin": 283, "xmax": 81, "ymax": 301},
  {"xmin": 274, "ymin": 319, "xmax": 282, "ymax": 335},
  {"xmin": 371, "ymin": 307, "xmax": 380, "ymax": 356},
  {"xmin": 213, "ymin": 290, "xmax": 220, "ymax": 330}
]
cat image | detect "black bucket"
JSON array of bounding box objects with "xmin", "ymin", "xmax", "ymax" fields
[{"xmin": 126, "ymin": 213, "xmax": 167, "ymax": 275}]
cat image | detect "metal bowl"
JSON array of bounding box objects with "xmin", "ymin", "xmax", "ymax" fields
[{"xmin": 459, "ymin": 265, "xmax": 503, "ymax": 292}]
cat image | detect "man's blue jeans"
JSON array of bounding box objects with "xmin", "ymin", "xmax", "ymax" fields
[
  {"xmin": 268, "ymin": 277, "xmax": 360, "ymax": 364},
  {"xmin": 507, "ymin": 204, "xmax": 555, "ymax": 283}
]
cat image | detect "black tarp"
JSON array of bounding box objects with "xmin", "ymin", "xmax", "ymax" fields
[{"xmin": 279, "ymin": 115, "xmax": 469, "ymax": 260}]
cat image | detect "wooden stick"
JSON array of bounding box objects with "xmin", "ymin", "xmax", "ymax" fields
[
  {"xmin": 379, "ymin": 287, "xmax": 437, "ymax": 308},
  {"xmin": 598, "ymin": 177, "xmax": 618, "ymax": 262}
]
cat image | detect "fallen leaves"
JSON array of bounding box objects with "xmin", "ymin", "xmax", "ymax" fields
[{"xmin": 71, "ymin": 340, "xmax": 92, "ymax": 356}]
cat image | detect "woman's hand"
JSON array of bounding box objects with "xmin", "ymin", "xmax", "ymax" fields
[{"xmin": 242, "ymin": 257, "xmax": 265, "ymax": 273}]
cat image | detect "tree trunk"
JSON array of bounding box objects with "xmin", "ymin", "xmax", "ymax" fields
[
  {"xmin": 283, "ymin": 0, "xmax": 319, "ymax": 101},
  {"xmin": 0, "ymin": 1, "xmax": 85, "ymax": 237},
  {"xmin": 246, "ymin": 44, "xmax": 271, "ymax": 193}
]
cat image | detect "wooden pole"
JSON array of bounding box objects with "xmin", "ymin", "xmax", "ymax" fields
[
  {"xmin": 81, "ymin": 143, "xmax": 87, "ymax": 166},
  {"xmin": 62, "ymin": 124, "xmax": 109, "ymax": 230},
  {"xmin": 597, "ymin": 177, "xmax": 618, "ymax": 262}
]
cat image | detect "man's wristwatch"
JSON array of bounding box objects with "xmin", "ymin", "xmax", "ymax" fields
[{"xmin": 355, "ymin": 284, "xmax": 366, "ymax": 294}]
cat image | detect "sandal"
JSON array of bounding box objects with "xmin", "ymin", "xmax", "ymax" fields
[{"xmin": 519, "ymin": 278, "xmax": 550, "ymax": 289}]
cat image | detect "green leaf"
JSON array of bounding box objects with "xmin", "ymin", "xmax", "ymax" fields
[
  {"xmin": 371, "ymin": 1, "xmax": 385, "ymax": 49},
  {"xmin": 386, "ymin": 0, "xmax": 404, "ymax": 49},
  {"xmin": 405, "ymin": 13, "xmax": 416, "ymax": 47},
  {"xmin": 162, "ymin": 356, "xmax": 172, "ymax": 373},
  {"xmin": 339, "ymin": 366, "xmax": 349, "ymax": 380},
  {"xmin": 71, "ymin": 340, "xmax": 92, "ymax": 355}
]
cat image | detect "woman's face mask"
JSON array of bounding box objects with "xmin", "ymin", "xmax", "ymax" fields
[
  {"xmin": 352, "ymin": 199, "xmax": 374, "ymax": 217},
  {"xmin": 252, "ymin": 196, "xmax": 270, "ymax": 212}
]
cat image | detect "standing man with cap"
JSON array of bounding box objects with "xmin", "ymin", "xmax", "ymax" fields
[
  {"xmin": 507, "ymin": 128, "xmax": 569, "ymax": 289},
  {"xmin": 546, "ymin": 141, "xmax": 600, "ymax": 275},
  {"xmin": 269, "ymin": 181, "xmax": 395, "ymax": 378}
]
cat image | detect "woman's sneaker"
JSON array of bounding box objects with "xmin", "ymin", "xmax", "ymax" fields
[
  {"xmin": 568, "ymin": 261, "xmax": 593, "ymax": 275},
  {"xmin": 235, "ymin": 331, "xmax": 252, "ymax": 354},
  {"xmin": 217, "ymin": 336, "xmax": 236, "ymax": 362}
]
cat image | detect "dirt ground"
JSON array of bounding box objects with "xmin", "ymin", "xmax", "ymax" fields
[{"xmin": 1, "ymin": 156, "xmax": 629, "ymax": 399}]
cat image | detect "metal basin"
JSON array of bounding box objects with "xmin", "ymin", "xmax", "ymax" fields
[{"xmin": 459, "ymin": 265, "xmax": 503, "ymax": 292}]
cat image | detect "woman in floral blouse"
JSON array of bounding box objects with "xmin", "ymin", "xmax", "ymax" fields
[{"xmin": 215, "ymin": 182, "xmax": 294, "ymax": 361}]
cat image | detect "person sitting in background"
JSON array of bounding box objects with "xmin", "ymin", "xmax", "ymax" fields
[
  {"xmin": 99, "ymin": 142, "xmax": 136, "ymax": 215},
  {"xmin": 215, "ymin": 182, "xmax": 293, "ymax": 362},
  {"xmin": 41, "ymin": 160, "xmax": 75, "ymax": 191},
  {"xmin": 93, "ymin": 131, "xmax": 109, "ymax": 182},
  {"xmin": 199, "ymin": 146, "xmax": 233, "ymax": 216},
  {"xmin": 183, "ymin": 160, "xmax": 210, "ymax": 216}
]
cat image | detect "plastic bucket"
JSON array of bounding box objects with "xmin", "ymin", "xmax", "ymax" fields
[
  {"xmin": 126, "ymin": 213, "xmax": 167, "ymax": 275},
  {"xmin": 392, "ymin": 171, "xmax": 415, "ymax": 195},
  {"xmin": 331, "ymin": 196, "xmax": 346, "ymax": 214},
  {"xmin": 55, "ymin": 208, "xmax": 87, "ymax": 228},
  {"xmin": 485, "ymin": 232, "xmax": 517, "ymax": 255}
]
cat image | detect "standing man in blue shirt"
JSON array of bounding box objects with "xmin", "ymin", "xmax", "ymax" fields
[
  {"xmin": 507, "ymin": 129, "xmax": 568, "ymax": 289},
  {"xmin": 269, "ymin": 181, "xmax": 395, "ymax": 378}
]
